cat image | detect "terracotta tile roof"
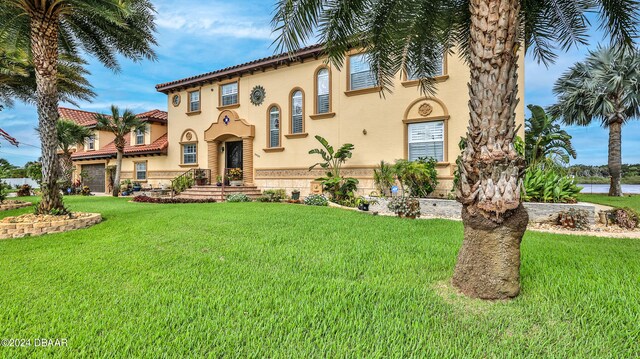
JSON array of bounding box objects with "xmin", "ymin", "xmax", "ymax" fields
[
  {"xmin": 155, "ymin": 43, "xmax": 325, "ymax": 93},
  {"xmin": 58, "ymin": 107, "xmax": 100, "ymax": 126},
  {"xmin": 71, "ymin": 133, "xmax": 168, "ymax": 160},
  {"xmin": 136, "ymin": 109, "xmax": 168, "ymax": 123}
]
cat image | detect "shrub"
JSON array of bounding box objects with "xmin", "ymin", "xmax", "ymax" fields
[
  {"xmin": 172, "ymin": 176, "xmax": 194, "ymax": 193},
  {"xmin": 612, "ymin": 207, "xmax": 640, "ymax": 229},
  {"xmin": 373, "ymin": 161, "xmax": 395, "ymax": 196},
  {"xmin": 304, "ymin": 194, "xmax": 328, "ymax": 206},
  {"xmin": 394, "ymin": 158, "xmax": 438, "ymax": 198},
  {"xmin": 226, "ymin": 193, "xmax": 251, "ymax": 202},
  {"xmin": 557, "ymin": 209, "xmax": 591, "ymax": 230},
  {"xmin": 262, "ymin": 189, "xmax": 287, "ymax": 202},
  {"xmin": 0, "ymin": 181, "xmax": 9, "ymax": 203},
  {"xmin": 81, "ymin": 186, "xmax": 91, "ymax": 196},
  {"xmin": 132, "ymin": 195, "xmax": 216, "ymax": 204},
  {"xmin": 387, "ymin": 197, "xmax": 421, "ymax": 218},
  {"xmin": 523, "ymin": 167, "xmax": 582, "ymax": 203},
  {"xmin": 16, "ymin": 184, "xmax": 32, "ymax": 197},
  {"xmin": 309, "ymin": 135, "xmax": 359, "ymax": 202}
]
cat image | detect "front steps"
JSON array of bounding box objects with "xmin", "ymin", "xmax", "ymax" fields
[{"xmin": 176, "ymin": 185, "xmax": 262, "ymax": 201}]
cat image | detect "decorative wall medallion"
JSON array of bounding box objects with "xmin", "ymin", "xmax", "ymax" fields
[
  {"xmin": 250, "ymin": 85, "xmax": 266, "ymax": 106},
  {"xmin": 185, "ymin": 132, "xmax": 193, "ymax": 141},
  {"xmin": 172, "ymin": 94, "xmax": 181, "ymax": 107},
  {"xmin": 223, "ymin": 115, "xmax": 230, "ymax": 125},
  {"xmin": 419, "ymin": 103, "xmax": 433, "ymax": 117}
]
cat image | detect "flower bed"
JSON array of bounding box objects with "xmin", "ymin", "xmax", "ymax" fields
[
  {"xmin": 0, "ymin": 200, "xmax": 32, "ymax": 211},
  {"xmin": 0, "ymin": 212, "xmax": 102, "ymax": 240},
  {"xmin": 132, "ymin": 195, "xmax": 216, "ymax": 204}
]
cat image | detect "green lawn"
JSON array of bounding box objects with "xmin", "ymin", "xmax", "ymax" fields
[
  {"xmin": 1, "ymin": 197, "xmax": 639, "ymax": 357},
  {"xmin": 578, "ymin": 193, "xmax": 640, "ymax": 212}
]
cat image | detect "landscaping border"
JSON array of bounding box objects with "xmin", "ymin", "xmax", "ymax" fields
[
  {"xmin": 0, "ymin": 213, "xmax": 102, "ymax": 240},
  {"xmin": 0, "ymin": 201, "xmax": 32, "ymax": 211}
]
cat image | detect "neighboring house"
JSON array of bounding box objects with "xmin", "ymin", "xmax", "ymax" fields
[
  {"xmin": 62, "ymin": 108, "xmax": 169, "ymax": 193},
  {"xmin": 67, "ymin": 44, "xmax": 525, "ymax": 195}
]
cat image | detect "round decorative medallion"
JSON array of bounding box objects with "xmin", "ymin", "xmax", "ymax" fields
[
  {"xmin": 172, "ymin": 94, "xmax": 181, "ymax": 107},
  {"xmin": 185, "ymin": 132, "xmax": 193, "ymax": 141},
  {"xmin": 250, "ymin": 85, "xmax": 266, "ymax": 106},
  {"xmin": 418, "ymin": 103, "xmax": 433, "ymax": 117}
]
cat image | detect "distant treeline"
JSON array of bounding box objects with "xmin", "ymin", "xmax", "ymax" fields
[{"xmin": 569, "ymin": 164, "xmax": 640, "ymax": 184}]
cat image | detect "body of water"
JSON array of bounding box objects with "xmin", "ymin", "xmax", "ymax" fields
[{"xmin": 578, "ymin": 184, "xmax": 640, "ymax": 194}]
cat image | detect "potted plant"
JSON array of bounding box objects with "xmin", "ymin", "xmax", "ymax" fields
[
  {"xmin": 228, "ymin": 168, "xmax": 243, "ymax": 186},
  {"xmin": 132, "ymin": 181, "xmax": 142, "ymax": 192},
  {"xmin": 215, "ymin": 175, "xmax": 223, "ymax": 186},
  {"xmin": 291, "ymin": 189, "xmax": 300, "ymax": 200},
  {"xmin": 356, "ymin": 197, "xmax": 378, "ymax": 211},
  {"xmin": 194, "ymin": 169, "xmax": 207, "ymax": 186}
]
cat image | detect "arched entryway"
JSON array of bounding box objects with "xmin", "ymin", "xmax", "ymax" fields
[{"xmin": 204, "ymin": 110, "xmax": 256, "ymax": 185}]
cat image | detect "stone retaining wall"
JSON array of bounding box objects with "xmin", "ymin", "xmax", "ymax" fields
[
  {"xmin": 0, "ymin": 201, "xmax": 32, "ymax": 211},
  {"xmin": 367, "ymin": 197, "xmax": 596, "ymax": 224},
  {"xmin": 0, "ymin": 213, "xmax": 102, "ymax": 240}
]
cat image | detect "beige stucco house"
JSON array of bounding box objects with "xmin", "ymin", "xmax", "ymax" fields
[{"xmin": 68, "ymin": 44, "xmax": 525, "ymax": 196}]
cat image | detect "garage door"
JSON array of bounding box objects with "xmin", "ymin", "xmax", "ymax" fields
[{"xmin": 81, "ymin": 164, "xmax": 106, "ymax": 193}]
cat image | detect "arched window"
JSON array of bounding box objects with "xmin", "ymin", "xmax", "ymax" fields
[
  {"xmin": 291, "ymin": 90, "xmax": 304, "ymax": 134},
  {"xmin": 268, "ymin": 106, "xmax": 280, "ymax": 148},
  {"xmin": 316, "ymin": 68, "xmax": 330, "ymax": 114}
]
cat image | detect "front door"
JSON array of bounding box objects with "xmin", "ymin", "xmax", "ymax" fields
[{"xmin": 225, "ymin": 141, "xmax": 243, "ymax": 170}]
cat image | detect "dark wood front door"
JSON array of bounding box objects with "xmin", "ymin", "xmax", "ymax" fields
[
  {"xmin": 225, "ymin": 141, "xmax": 243, "ymax": 170},
  {"xmin": 81, "ymin": 164, "xmax": 106, "ymax": 193}
]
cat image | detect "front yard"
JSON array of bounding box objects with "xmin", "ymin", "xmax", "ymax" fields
[{"xmin": 0, "ymin": 196, "xmax": 638, "ymax": 357}]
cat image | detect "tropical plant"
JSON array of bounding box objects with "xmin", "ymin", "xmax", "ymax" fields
[
  {"xmin": 0, "ymin": 0, "xmax": 157, "ymax": 213},
  {"xmin": 272, "ymin": 0, "xmax": 637, "ymax": 299},
  {"xmin": 549, "ymin": 46, "xmax": 640, "ymax": 197},
  {"xmin": 522, "ymin": 167, "xmax": 582, "ymax": 203},
  {"xmin": 304, "ymin": 194, "xmax": 328, "ymax": 206},
  {"xmin": 24, "ymin": 161, "xmax": 42, "ymax": 182},
  {"xmin": 262, "ymin": 189, "xmax": 287, "ymax": 202},
  {"xmin": 393, "ymin": 158, "xmax": 439, "ymax": 198},
  {"xmin": 525, "ymin": 105, "xmax": 576, "ymax": 169},
  {"xmin": 373, "ymin": 161, "xmax": 395, "ymax": 197},
  {"xmin": 309, "ymin": 135, "xmax": 359, "ymax": 202},
  {"xmin": 226, "ymin": 193, "xmax": 251, "ymax": 202},
  {"xmin": 95, "ymin": 106, "xmax": 146, "ymax": 197},
  {"xmin": 171, "ymin": 176, "xmax": 194, "ymax": 194},
  {"xmin": 55, "ymin": 120, "xmax": 93, "ymax": 186},
  {"xmin": 228, "ymin": 168, "xmax": 243, "ymax": 181},
  {"xmin": 0, "ymin": 181, "xmax": 9, "ymax": 203}
]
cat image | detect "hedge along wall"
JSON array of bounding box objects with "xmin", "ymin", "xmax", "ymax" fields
[{"xmin": 0, "ymin": 213, "xmax": 102, "ymax": 240}]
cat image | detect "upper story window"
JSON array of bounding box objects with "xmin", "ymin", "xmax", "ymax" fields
[
  {"xmin": 269, "ymin": 106, "xmax": 280, "ymax": 148},
  {"xmin": 316, "ymin": 68, "xmax": 330, "ymax": 114},
  {"xmin": 221, "ymin": 82, "xmax": 238, "ymax": 107},
  {"xmin": 408, "ymin": 121, "xmax": 444, "ymax": 162},
  {"xmin": 87, "ymin": 135, "xmax": 95, "ymax": 150},
  {"xmin": 291, "ymin": 90, "xmax": 303, "ymax": 134},
  {"xmin": 406, "ymin": 52, "xmax": 445, "ymax": 80},
  {"xmin": 188, "ymin": 90, "xmax": 200, "ymax": 112},
  {"xmin": 182, "ymin": 143, "xmax": 197, "ymax": 164},
  {"xmin": 349, "ymin": 53, "xmax": 377, "ymax": 90},
  {"xmin": 135, "ymin": 162, "xmax": 147, "ymax": 180},
  {"xmin": 135, "ymin": 128, "xmax": 145, "ymax": 145}
]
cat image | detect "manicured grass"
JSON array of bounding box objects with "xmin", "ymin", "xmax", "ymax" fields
[
  {"xmin": 578, "ymin": 193, "xmax": 640, "ymax": 212},
  {"xmin": 1, "ymin": 197, "xmax": 639, "ymax": 357}
]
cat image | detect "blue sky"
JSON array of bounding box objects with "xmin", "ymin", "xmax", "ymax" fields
[{"xmin": 0, "ymin": 0, "xmax": 638, "ymax": 166}]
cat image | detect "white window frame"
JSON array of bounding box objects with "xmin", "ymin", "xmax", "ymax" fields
[
  {"xmin": 135, "ymin": 128, "xmax": 145, "ymax": 145},
  {"xmin": 316, "ymin": 68, "xmax": 330, "ymax": 114},
  {"xmin": 269, "ymin": 107, "xmax": 280, "ymax": 148},
  {"xmin": 182, "ymin": 143, "xmax": 197, "ymax": 164},
  {"xmin": 291, "ymin": 90, "xmax": 303, "ymax": 134},
  {"xmin": 408, "ymin": 121, "xmax": 445, "ymax": 162},
  {"xmin": 349, "ymin": 53, "xmax": 377, "ymax": 90},
  {"xmin": 188, "ymin": 90, "xmax": 200, "ymax": 112},
  {"xmin": 135, "ymin": 162, "xmax": 147, "ymax": 180},
  {"xmin": 87, "ymin": 135, "xmax": 95, "ymax": 150},
  {"xmin": 221, "ymin": 82, "xmax": 238, "ymax": 106}
]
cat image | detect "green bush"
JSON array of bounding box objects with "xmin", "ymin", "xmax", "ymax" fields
[
  {"xmin": 394, "ymin": 158, "xmax": 438, "ymax": 198},
  {"xmin": 226, "ymin": 193, "xmax": 251, "ymax": 202},
  {"xmin": 304, "ymin": 194, "xmax": 328, "ymax": 206},
  {"xmin": 373, "ymin": 161, "xmax": 395, "ymax": 196},
  {"xmin": 0, "ymin": 181, "xmax": 8, "ymax": 203},
  {"xmin": 172, "ymin": 176, "xmax": 194, "ymax": 193},
  {"xmin": 262, "ymin": 189, "xmax": 287, "ymax": 202},
  {"xmin": 523, "ymin": 167, "xmax": 582, "ymax": 203},
  {"xmin": 308, "ymin": 135, "xmax": 359, "ymax": 203}
]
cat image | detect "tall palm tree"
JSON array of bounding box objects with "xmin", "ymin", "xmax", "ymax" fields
[
  {"xmin": 525, "ymin": 104, "xmax": 576, "ymax": 169},
  {"xmin": 0, "ymin": 0, "xmax": 157, "ymax": 213},
  {"xmin": 549, "ymin": 47, "xmax": 640, "ymax": 197},
  {"xmin": 56, "ymin": 119, "xmax": 93, "ymax": 186},
  {"xmin": 272, "ymin": 0, "xmax": 638, "ymax": 299},
  {"xmin": 95, "ymin": 106, "xmax": 145, "ymax": 197}
]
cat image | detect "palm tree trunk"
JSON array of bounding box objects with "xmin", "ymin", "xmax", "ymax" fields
[
  {"xmin": 30, "ymin": 10, "xmax": 64, "ymax": 214},
  {"xmin": 608, "ymin": 120, "xmax": 623, "ymax": 197},
  {"xmin": 113, "ymin": 149, "xmax": 123, "ymax": 197},
  {"xmin": 453, "ymin": 0, "xmax": 528, "ymax": 299},
  {"xmin": 59, "ymin": 152, "xmax": 74, "ymax": 187}
]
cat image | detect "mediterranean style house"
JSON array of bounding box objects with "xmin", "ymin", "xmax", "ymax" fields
[{"xmin": 68, "ymin": 44, "xmax": 525, "ymax": 196}]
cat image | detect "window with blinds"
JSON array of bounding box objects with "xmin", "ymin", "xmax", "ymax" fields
[
  {"xmin": 135, "ymin": 128, "xmax": 144, "ymax": 145},
  {"xmin": 182, "ymin": 144, "xmax": 197, "ymax": 164},
  {"xmin": 407, "ymin": 52, "xmax": 444, "ymax": 80},
  {"xmin": 291, "ymin": 91, "xmax": 303, "ymax": 133},
  {"xmin": 221, "ymin": 82, "xmax": 238, "ymax": 106},
  {"xmin": 269, "ymin": 107, "xmax": 280, "ymax": 147},
  {"xmin": 188, "ymin": 90, "xmax": 200, "ymax": 112},
  {"xmin": 135, "ymin": 162, "xmax": 147, "ymax": 180},
  {"xmin": 87, "ymin": 135, "xmax": 95, "ymax": 150},
  {"xmin": 316, "ymin": 68, "xmax": 329, "ymax": 113},
  {"xmin": 408, "ymin": 121, "xmax": 444, "ymax": 162},
  {"xmin": 349, "ymin": 54, "xmax": 377, "ymax": 90}
]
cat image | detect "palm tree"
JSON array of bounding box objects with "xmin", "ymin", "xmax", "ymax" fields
[
  {"xmin": 95, "ymin": 106, "xmax": 145, "ymax": 197},
  {"xmin": 525, "ymin": 105, "xmax": 576, "ymax": 169},
  {"xmin": 56, "ymin": 119, "xmax": 93, "ymax": 186},
  {"xmin": 272, "ymin": 0, "xmax": 637, "ymax": 299},
  {"xmin": 0, "ymin": 0, "xmax": 157, "ymax": 213},
  {"xmin": 550, "ymin": 47, "xmax": 640, "ymax": 197}
]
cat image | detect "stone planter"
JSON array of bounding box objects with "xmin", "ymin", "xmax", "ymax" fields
[
  {"xmin": 230, "ymin": 180, "xmax": 243, "ymax": 187},
  {"xmin": 0, "ymin": 212, "xmax": 102, "ymax": 240},
  {"xmin": 0, "ymin": 201, "xmax": 32, "ymax": 211}
]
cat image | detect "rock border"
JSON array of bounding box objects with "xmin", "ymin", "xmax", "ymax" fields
[
  {"xmin": 0, "ymin": 201, "xmax": 32, "ymax": 211},
  {"xmin": 0, "ymin": 213, "xmax": 102, "ymax": 240}
]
